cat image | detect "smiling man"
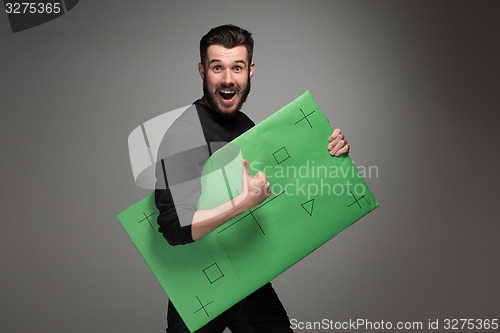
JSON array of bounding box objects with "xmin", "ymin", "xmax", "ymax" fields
[
  {"xmin": 199, "ymin": 43, "xmax": 254, "ymax": 117},
  {"xmin": 155, "ymin": 25, "xmax": 349, "ymax": 333}
]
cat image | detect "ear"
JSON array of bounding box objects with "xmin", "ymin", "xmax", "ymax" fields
[
  {"xmin": 249, "ymin": 62, "xmax": 255, "ymax": 79},
  {"xmin": 198, "ymin": 62, "xmax": 205, "ymax": 80}
]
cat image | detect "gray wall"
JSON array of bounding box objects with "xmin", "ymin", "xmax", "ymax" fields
[{"xmin": 1, "ymin": 1, "xmax": 498, "ymax": 332}]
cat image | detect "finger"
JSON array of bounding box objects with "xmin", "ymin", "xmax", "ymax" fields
[
  {"xmin": 242, "ymin": 159, "xmax": 250, "ymax": 179},
  {"xmin": 335, "ymin": 144, "xmax": 350, "ymax": 156},
  {"xmin": 328, "ymin": 134, "xmax": 344, "ymax": 151},
  {"xmin": 241, "ymin": 159, "xmax": 250, "ymax": 193},
  {"xmin": 328, "ymin": 128, "xmax": 341, "ymax": 142},
  {"xmin": 256, "ymin": 171, "xmax": 266, "ymax": 182},
  {"xmin": 330, "ymin": 139, "xmax": 346, "ymax": 155}
]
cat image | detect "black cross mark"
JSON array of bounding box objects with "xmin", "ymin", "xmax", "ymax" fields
[
  {"xmin": 347, "ymin": 191, "xmax": 366, "ymax": 209},
  {"xmin": 194, "ymin": 296, "xmax": 213, "ymax": 318},
  {"xmin": 295, "ymin": 108, "xmax": 315, "ymax": 128},
  {"xmin": 249, "ymin": 210, "xmax": 266, "ymax": 235},
  {"xmin": 138, "ymin": 212, "xmax": 155, "ymax": 229},
  {"xmin": 218, "ymin": 191, "xmax": 286, "ymax": 234}
]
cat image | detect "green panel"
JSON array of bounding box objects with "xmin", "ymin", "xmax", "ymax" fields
[{"xmin": 116, "ymin": 91, "xmax": 379, "ymax": 332}]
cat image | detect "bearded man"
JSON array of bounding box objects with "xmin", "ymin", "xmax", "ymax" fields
[{"xmin": 155, "ymin": 24, "xmax": 349, "ymax": 333}]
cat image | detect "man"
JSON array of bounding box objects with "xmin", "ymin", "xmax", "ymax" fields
[{"xmin": 155, "ymin": 25, "xmax": 349, "ymax": 333}]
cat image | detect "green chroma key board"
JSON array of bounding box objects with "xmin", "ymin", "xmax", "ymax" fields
[{"xmin": 116, "ymin": 91, "xmax": 379, "ymax": 332}]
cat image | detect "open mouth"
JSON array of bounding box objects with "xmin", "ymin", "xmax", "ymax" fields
[{"xmin": 219, "ymin": 90, "xmax": 236, "ymax": 101}]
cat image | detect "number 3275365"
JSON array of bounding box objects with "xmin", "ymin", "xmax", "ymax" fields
[{"xmin": 5, "ymin": 2, "xmax": 62, "ymax": 14}]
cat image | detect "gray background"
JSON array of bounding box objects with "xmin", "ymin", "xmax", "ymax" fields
[{"xmin": 1, "ymin": 0, "xmax": 499, "ymax": 332}]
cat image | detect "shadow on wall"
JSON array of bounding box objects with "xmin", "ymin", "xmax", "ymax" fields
[{"xmin": 5, "ymin": 0, "xmax": 80, "ymax": 33}]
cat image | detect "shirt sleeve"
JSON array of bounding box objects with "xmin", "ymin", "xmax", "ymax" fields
[
  {"xmin": 155, "ymin": 187, "xmax": 194, "ymax": 246},
  {"xmin": 154, "ymin": 107, "xmax": 209, "ymax": 246}
]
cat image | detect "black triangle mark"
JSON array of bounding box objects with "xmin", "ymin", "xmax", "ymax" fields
[{"xmin": 301, "ymin": 199, "xmax": 314, "ymax": 217}]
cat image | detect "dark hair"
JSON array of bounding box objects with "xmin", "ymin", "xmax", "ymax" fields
[{"xmin": 200, "ymin": 25, "xmax": 254, "ymax": 66}]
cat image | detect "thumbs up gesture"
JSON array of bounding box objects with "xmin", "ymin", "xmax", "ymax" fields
[{"xmin": 240, "ymin": 159, "xmax": 271, "ymax": 211}]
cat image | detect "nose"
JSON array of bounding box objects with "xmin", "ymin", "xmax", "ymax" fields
[{"xmin": 221, "ymin": 70, "xmax": 234, "ymax": 86}]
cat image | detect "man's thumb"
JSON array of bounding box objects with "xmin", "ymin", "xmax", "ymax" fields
[{"xmin": 242, "ymin": 159, "xmax": 250, "ymax": 178}]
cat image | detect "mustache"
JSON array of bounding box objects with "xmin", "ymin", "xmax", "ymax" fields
[{"xmin": 217, "ymin": 85, "xmax": 240, "ymax": 91}]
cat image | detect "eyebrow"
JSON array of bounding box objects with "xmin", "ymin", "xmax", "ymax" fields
[{"xmin": 209, "ymin": 59, "xmax": 247, "ymax": 66}]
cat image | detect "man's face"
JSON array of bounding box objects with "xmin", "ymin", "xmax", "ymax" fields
[{"xmin": 199, "ymin": 45, "xmax": 255, "ymax": 117}]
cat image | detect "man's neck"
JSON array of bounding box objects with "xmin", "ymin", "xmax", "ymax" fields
[{"xmin": 199, "ymin": 96, "xmax": 209, "ymax": 108}]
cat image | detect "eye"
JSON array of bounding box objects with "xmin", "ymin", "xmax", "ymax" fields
[
  {"xmin": 213, "ymin": 65, "xmax": 222, "ymax": 72},
  {"xmin": 233, "ymin": 66, "xmax": 242, "ymax": 72}
]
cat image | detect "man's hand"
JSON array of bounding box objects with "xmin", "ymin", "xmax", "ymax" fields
[
  {"xmin": 328, "ymin": 128, "xmax": 350, "ymax": 156},
  {"xmin": 191, "ymin": 159, "xmax": 270, "ymax": 240},
  {"xmin": 240, "ymin": 159, "xmax": 271, "ymax": 211}
]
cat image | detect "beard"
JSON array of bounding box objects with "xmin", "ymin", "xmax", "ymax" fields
[{"xmin": 202, "ymin": 74, "xmax": 251, "ymax": 118}]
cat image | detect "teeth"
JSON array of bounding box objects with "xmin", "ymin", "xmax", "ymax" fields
[{"xmin": 220, "ymin": 90, "xmax": 235, "ymax": 94}]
